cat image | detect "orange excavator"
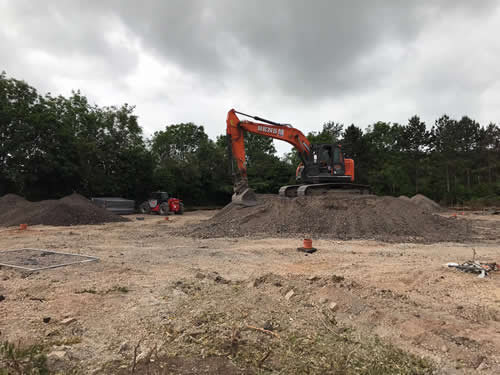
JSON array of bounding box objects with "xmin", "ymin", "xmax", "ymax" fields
[{"xmin": 227, "ymin": 109, "xmax": 370, "ymax": 206}]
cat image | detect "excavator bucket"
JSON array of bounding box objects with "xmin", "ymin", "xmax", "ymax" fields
[{"xmin": 232, "ymin": 188, "xmax": 257, "ymax": 206}]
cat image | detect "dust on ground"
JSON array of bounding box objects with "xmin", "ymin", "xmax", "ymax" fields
[
  {"xmin": 0, "ymin": 209, "xmax": 499, "ymax": 374},
  {"xmin": 189, "ymin": 194, "xmax": 472, "ymax": 243}
]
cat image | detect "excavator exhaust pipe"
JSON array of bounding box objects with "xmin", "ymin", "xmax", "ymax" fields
[{"xmin": 232, "ymin": 188, "xmax": 257, "ymax": 206}]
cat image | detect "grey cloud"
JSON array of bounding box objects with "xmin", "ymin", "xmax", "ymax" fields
[
  {"xmin": 109, "ymin": 0, "xmax": 498, "ymax": 99},
  {"xmin": 3, "ymin": 0, "xmax": 498, "ymax": 100},
  {"xmin": 1, "ymin": 0, "xmax": 499, "ymax": 141},
  {"xmin": 1, "ymin": 1, "xmax": 139, "ymax": 84}
]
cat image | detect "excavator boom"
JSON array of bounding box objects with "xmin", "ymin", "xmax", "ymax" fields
[
  {"xmin": 227, "ymin": 109, "xmax": 311, "ymax": 178},
  {"xmin": 227, "ymin": 109, "xmax": 311, "ymax": 205}
]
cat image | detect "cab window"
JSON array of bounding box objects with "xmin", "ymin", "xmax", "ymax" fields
[{"xmin": 333, "ymin": 147, "xmax": 343, "ymax": 163}]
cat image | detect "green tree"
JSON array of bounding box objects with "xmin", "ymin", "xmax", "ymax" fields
[
  {"xmin": 244, "ymin": 132, "xmax": 276, "ymax": 166},
  {"xmin": 152, "ymin": 123, "xmax": 231, "ymax": 204},
  {"xmin": 307, "ymin": 121, "xmax": 343, "ymax": 144},
  {"xmin": 341, "ymin": 124, "xmax": 368, "ymax": 185},
  {"xmin": 362, "ymin": 122, "xmax": 408, "ymax": 195},
  {"xmin": 478, "ymin": 123, "xmax": 500, "ymax": 186},
  {"xmin": 401, "ymin": 116, "xmax": 428, "ymax": 193},
  {"xmin": 0, "ymin": 72, "xmax": 152, "ymax": 201},
  {"xmin": 2, "ymin": 71, "xmax": 499, "ymax": 208}
]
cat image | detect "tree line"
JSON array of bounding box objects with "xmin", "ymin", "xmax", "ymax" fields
[{"xmin": 1, "ymin": 72, "xmax": 499, "ymax": 206}]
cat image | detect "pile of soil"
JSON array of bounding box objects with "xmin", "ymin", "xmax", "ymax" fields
[
  {"xmin": 0, "ymin": 193, "xmax": 129, "ymax": 227},
  {"xmin": 190, "ymin": 193, "xmax": 470, "ymax": 242},
  {"xmin": 0, "ymin": 194, "xmax": 30, "ymax": 209},
  {"xmin": 410, "ymin": 194, "xmax": 442, "ymax": 212}
]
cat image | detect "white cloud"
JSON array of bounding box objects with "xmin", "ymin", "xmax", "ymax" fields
[{"xmin": 1, "ymin": 0, "xmax": 499, "ymax": 156}]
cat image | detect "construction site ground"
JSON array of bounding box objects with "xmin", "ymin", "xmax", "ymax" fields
[{"xmin": 0, "ymin": 209, "xmax": 499, "ymax": 374}]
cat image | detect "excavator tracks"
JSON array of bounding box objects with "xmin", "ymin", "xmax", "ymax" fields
[
  {"xmin": 279, "ymin": 183, "xmax": 371, "ymax": 198},
  {"xmin": 279, "ymin": 185, "xmax": 301, "ymax": 198}
]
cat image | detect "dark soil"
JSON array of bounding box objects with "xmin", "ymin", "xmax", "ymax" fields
[
  {"xmin": 0, "ymin": 193, "xmax": 128, "ymax": 227},
  {"xmin": 189, "ymin": 193, "xmax": 472, "ymax": 242},
  {"xmin": 114, "ymin": 356, "xmax": 250, "ymax": 375}
]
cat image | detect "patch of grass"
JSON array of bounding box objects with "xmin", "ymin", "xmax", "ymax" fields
[
  {"xmin": 75, "ymin": 286, "xmax": 129, "ymax": 295},
  {"xmin": 106, "ymin": 285, "xmax": 129, "ymax": 294},
  {"xmin": 224, "ymin": 321, "xmax": 433, "ymax": 374},
  {"xmin": 49, "ymin": 336, "xmax": 82, "ymax": 347},
  {"xmin": 154, "ymin": 278, "xmax": 435, "ymax": 375},
  {"xmin": 75, "ymin": 288, "xmax": 97, "ymax": 294},
  {"xmin": 0, "ymin": 340, "xmax": 49, "ymax": 375}
]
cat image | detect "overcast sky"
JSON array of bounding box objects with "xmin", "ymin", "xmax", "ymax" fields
[{"xmin": 1, "ymin": 0, "xmax": 499, "ymax": 154}]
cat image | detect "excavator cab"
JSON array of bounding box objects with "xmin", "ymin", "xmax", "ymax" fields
[
  {"xmin": 297, "ymin": 144, "xmax": 350, "ymax": 183},
  {"xmin": 317, "ymin": 145, "xmax": 343, "ymax": 173}
]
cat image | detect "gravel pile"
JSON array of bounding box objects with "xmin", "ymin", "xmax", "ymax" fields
[
  {"xmin": 410, "ymin": 194, "xmax": 442, "ymax": 212},
  {"xmin": 0, "ymin": 193, "xmax": 129, "ymax": 227},
  {"xmin": 190, "ymin": 193, "xmax": 468, "ymax": 242}
]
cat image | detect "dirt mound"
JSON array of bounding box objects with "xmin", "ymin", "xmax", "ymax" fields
[
  {"xmin": 190, "ymin": 194, "xmax": 470, "ymax": 242},
  {"xmin": 0, "ymin": 194, "xmax": 32, "ymax": 225},
  {"xmin": 398, "ymin": 195, "xmax": 411, "ymax": 201},
  {"xmin": 0, "ymin": 194, "xmax": 30, "ymax": 210},
  {"xmin": 0, "ymin": 193, "xmax": 129, "ymax": 227},
  {"xmin": 410, "ymin": 194, "xmax": 441, "ymax": 212}
]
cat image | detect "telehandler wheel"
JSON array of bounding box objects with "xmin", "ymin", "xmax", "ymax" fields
[
  {"xmin": 175, "ymin": 202, "xmax": 184, "ymax": 215},
  {"xmin": 159, "ymin": 202, "xmax": 170, "ymax": 215}
]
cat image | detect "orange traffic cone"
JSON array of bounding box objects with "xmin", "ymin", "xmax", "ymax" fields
[{"xmin": 298, "ymin": 238, "xmax": 317, "ymax": 254}]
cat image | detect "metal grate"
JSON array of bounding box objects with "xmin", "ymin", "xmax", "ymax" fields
[{"xmin": 0, "ymin": 248, "xmax": 98, "ymax": 272}]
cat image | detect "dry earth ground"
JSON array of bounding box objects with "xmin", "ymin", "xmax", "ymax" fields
[{"xmin": 0, "ymin": 210, "xmax": 499, "ymax": 374}]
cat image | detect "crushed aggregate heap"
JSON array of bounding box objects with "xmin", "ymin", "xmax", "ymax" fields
[
  {"xmin": 0, "ymin": 193, "xmax": 128, "ymax": 227},
  {"xmin": 192, "ymin": 193, "xmax": 468, "ymax": 242}
]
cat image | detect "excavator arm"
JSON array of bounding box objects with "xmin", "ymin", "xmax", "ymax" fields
[{"xmin": 226, "ymin": 109, "xmax": 311, "ymax": 205}]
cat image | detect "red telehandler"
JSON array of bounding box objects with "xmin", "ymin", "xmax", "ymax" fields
[
  {"xmin": 226, "ymin": 109, "xmax": 370, "ymax": 206},
  {"xmin": 138, "ymin": 191, "xmax": 184, "ymax": 215}
]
